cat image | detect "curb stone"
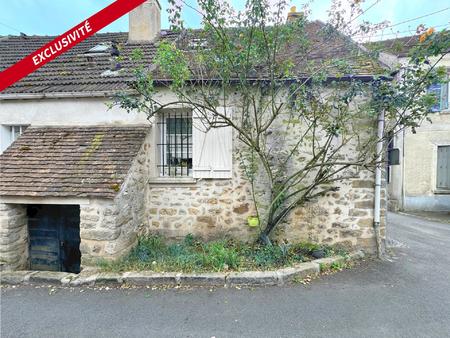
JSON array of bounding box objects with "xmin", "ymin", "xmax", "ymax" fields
[
  {"xmin": 1, "ymin": 252, "xmax": 365, "ymax": 288},
  {"xmin": 122, "ymin": 272, "xmax": 179, "ymax": 286},
  {"xmin": 227, "ymin": 271, "xmax": 279, "ymax": 286},
  {"xmin": 278, "ymin": 262, "xmax": 320, "ymax": 284},
  {"xmin": 0, "ymin": 271, "xmax": 37, "ymax": 284},
  {"xmin": 69, "ymin": 273, "xmax": 98, "ymax": 287},
  {"xmin": 95, "ymin": 273, "xmax": 124, "ymax": 285},
  {"xmin": 314, "ymin": 256, "xmax": 346, "ymax": 268},
  {"xmin": 178, "ymin": 272, "xmax": 226, "ymax": 286},
  {"xmin": 28, "ymin": 271, "xmax": 77, "ymax": 286}
]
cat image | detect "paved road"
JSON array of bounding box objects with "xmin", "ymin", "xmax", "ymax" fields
[{"xmin": 2, "ymin": 213, "xmax": 450, "ymax": 338}]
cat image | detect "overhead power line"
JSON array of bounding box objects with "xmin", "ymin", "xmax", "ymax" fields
[
  {"xmin": 386, "ymin": 6, "xmax": 450, "ymax": 29},
  {"xmin": 355, "ymin": 23, "xmax": 450, "ymax": 39},
  {"xmin": 0, "ymin": 20, "xmax": 23, "ymax": 34}
]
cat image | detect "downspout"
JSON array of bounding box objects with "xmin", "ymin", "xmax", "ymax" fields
[
  {"xmin": 373, "ymin": 110, "xmax": 385, "ymax": 258},
  {"xmin": 401, "ymin": 128, "xmax": 406, "ymax": 210}
]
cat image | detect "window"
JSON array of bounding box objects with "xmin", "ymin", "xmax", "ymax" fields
[
  {"xmin": 10, "ymin": 125, "xmax": 27, "ymax": 142},
  {"xmin": 0, "ymin": 125, "xmax": 28, "ymax": 153},
  {"xmin": 188, "ymin": 38, "xmax": 208, "ymax": 49},
  {"xmin": 437, "ymin": 146, "xmax": 450, "ymax": 190},
  {"xmin": 157, "ymin": 111, "xmax": 193, "ymax": 177},
  {"xmin": 428, "ymin": 80, "xmax": 449, "ymax": 112},
  {"xmin": 155, "ymin": 108, "xmax": 233, "ymax": 179}
]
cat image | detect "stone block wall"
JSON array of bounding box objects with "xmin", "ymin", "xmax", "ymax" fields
[
  {"xmin": 144, "ymin": 169, "xmax": 386, "ymax": 254},
  {"xmin": 79, "ymin": 134, "xmax": 152, "ymax": 264},
  {"xmin": 145, "ymin": 173, "xmax": 259, "ymax": 241},
  {"xmin": 0, "ymin": 203, "xmax": 28, "ymax": 271},
  {"xmin": 283, "ymin": 174, "xmax": 386, "ymax": 253}
]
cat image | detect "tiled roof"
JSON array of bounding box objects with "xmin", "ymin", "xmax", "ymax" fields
[
  {"xmin": 0, "ymin": 22, "xmax": 385, "ymax": 95},
  {"xmin": 0, "ymin": 126, "xmax": 149, "ymax": 199},
  {"xmin": 364, "ymin": 35, "xmax": 420, "ymax": 57},
  {"xmin": 0, "ymin": 31, "xmax": 178, "ymax": 95}
]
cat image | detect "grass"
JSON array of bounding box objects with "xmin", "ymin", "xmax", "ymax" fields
[{"xmin": 98, "ymin": 234, "xmax": 346, "ymax": 273}]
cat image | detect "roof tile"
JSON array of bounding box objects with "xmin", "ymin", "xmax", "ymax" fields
[
  {"xmin": 0, "ymin": 23, "xmax": 385, "ymax": 95},
  {"xmin": 0, "ymin": 126, "xmax": 149, "ymax": 199}
]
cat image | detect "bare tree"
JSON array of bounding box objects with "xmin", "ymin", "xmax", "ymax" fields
[{"xmin": 114, "ymin": 0, "xmax": 449, "ymax": 245}]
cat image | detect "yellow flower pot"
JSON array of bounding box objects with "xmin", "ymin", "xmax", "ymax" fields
[{"xmin": 247, "ymin": 216, "xmax": 259, "ymax": 228}]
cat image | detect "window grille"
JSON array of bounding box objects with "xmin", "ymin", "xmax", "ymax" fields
[{"xmin": 157, "ymin": 111, "xmax": 193, "ymax": 177}]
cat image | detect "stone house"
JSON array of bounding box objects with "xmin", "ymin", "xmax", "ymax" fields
[
  {"xmin": 370, "ymin": 36, "xmax": 450, "ymax": 212},
  {"xmin": 0, "ymin": 1, "xmax": 387, "ymax": 272}
]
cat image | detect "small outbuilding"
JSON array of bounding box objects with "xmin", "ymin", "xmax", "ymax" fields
[{"xmin": 0, "ymin": 126, "xmax": 150, "ymax": 271}]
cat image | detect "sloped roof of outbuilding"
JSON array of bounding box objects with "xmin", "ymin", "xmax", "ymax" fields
[{"xmin": 0, "ymin": 126, "xmax": 149, "ymax": 199}]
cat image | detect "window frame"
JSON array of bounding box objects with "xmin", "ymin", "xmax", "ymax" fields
[
  {"xmin": 0, "ymin": 124, "xmax": 28, "ymax": 153},
  {"xmin": 156, "ymin": 110, "xmax": 193, "ymax": 178},
  {"xmin": 436, "ymin": 145, "xmax": 450, "ymax": 191},
  {"xmin": 10, "ymin": 125, "xmax": 26, "ymax": 143},
  {"xmin": 428, "ymin": 74, "xmax": 449, "ymax": 113}
]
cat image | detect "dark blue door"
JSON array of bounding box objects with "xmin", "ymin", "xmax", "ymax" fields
[{"xmin": 27, "ymin": 205, "xmax": 81, "ymax": 273}]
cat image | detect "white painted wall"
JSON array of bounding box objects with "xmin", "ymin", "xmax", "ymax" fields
[
  {"xmin": 0, "ymin": 97, "xmax": 149, "ymax": 152},
  {"xmin": 0, "ymin": 97, "xmax": 149, "ymax": 126}
]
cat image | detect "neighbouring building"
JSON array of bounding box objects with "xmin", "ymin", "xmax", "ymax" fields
[
  {"xmin": 369, "ymin": 36, "xmax": 450, "ymax": 212},
  {"xmin": 0, "ymin": 1, "xmax": 387, "ymax": 272}
]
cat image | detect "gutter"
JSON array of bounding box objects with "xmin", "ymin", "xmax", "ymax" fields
[
  {"xmin": 0, "ymin": 90, "xmax": 135, "ymax": 101},
  {"xmin": 373, "ymin": 110, "xmax": 385, "ymax": 258},
  {"xmin": 0, "ymin": 76, "xmax": 392, "ymax": 101}
]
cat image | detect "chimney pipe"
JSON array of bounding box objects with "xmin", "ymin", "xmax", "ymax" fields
[
  {"xmin": 128, "ymin": 0, "xmax": 161, "ymax": 43},
  {"xmin": 287, "ymin": 6, "xmax": 304, "ymax": 22}
]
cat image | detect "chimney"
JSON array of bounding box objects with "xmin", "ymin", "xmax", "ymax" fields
[
  {"xmin": 128, "ymin": 0, "xmax": 161, "ymax": 43},
  {"xmin": 287, "ymin": 6, "xmax": 304, "ymax": 22}
]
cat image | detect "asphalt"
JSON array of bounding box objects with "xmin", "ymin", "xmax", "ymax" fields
[
  {"xmin": 400, "ymin": 210, "xmax": 450, "ymax": 224},
  {"xmin": 1, "ymin": 212, "xmax": 450, "ymax": 338}
]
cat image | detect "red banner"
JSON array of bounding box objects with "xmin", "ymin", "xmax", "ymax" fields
[{"xmin": 0, "ymin": 0, "xmax": 147, "ymax": 92}]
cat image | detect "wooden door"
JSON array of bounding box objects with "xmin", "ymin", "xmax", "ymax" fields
[{"xmin": 28, "ymin": 205, "xmax": 81, "ymax": 273}]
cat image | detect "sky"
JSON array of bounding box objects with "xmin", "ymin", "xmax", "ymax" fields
[{"xmin": 0, "ymin": 0, "xmax": 448, "ymax": 41}]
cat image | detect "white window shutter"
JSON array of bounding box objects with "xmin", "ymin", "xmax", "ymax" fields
[
  {"xmin": 192, "ymin": 107, "xmax": 233, "ymax": 179},
  {"xmin": 441, "ymin": 81, "xmax": 449, "ymax": 110}
]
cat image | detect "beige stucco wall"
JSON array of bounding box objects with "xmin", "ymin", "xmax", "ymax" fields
[
  {"xmin": 404, "ymin": 115, "xmax": 450, "ymax": 196},
  {"xmin": 0, "ymin": 97, "xmax": 149, "ymax": 152},
  {"xmin": 387, "ymin": 54, "xmax": 450, "ymax": 211}
]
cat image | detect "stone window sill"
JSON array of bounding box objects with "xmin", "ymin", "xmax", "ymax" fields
[
  {"xmin": 148, "ymin": 177, "xmax": 198, "ymax": 186},
  {"xmin": 434, "ymin": 189, "xmax": 450, "ymax": 195}
]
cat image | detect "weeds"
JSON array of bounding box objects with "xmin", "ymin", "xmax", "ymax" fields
[{"xmin": 98, "ymin": 235, "xmax": 346, "ymax": 273}]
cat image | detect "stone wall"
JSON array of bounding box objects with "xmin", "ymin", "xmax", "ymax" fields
[
  {"xmin": 0, "ymin": 203, "xmax": 28, "ymax": 271},
  {"xmin": 79, "ymin": 133, "xmax": 152, "ymax": 264},
  {"xmin": 145, "ymin": 168, "xmax": 385, "ymax": 254},
  {"xmin": 143, "ymin": 102, "xmax": 386, "ymax": 254},
  {"xmin": 283, "ymin": 175, "xmax": 386, "ymax": 253},
  {"xmin": 145, "ymin": 172, "xmax": 259, "ymax": 242}
]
